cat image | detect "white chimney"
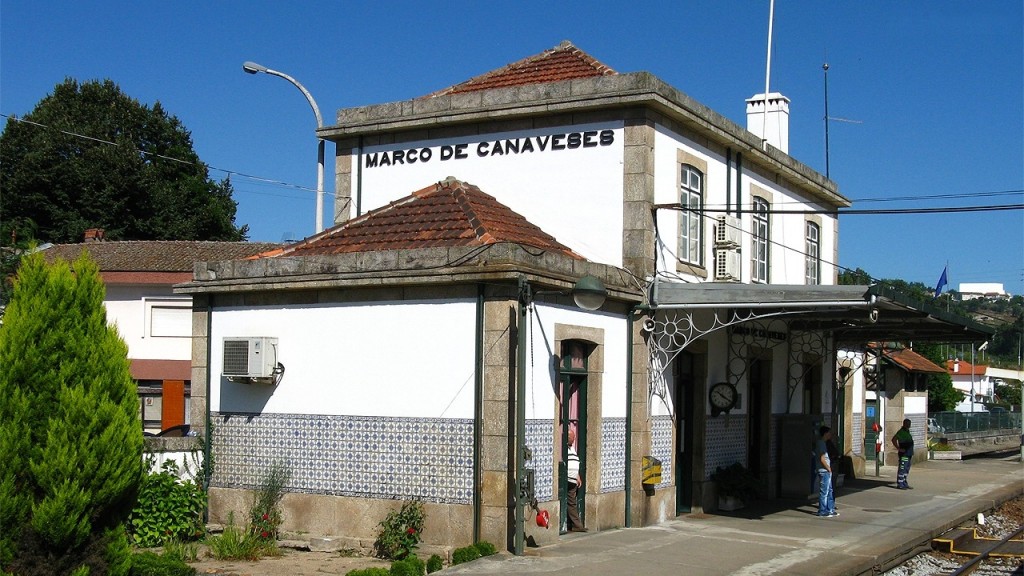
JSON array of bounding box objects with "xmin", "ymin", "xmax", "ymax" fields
[{"xmin": 746, "ymin": 92, "xmax": 790, "ymax": 153}]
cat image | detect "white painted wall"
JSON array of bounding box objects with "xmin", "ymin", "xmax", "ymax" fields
[
  {"xmin": 105, "ymin": 285, "xmax": 192, "ymax": 362},
  {"xmin": 209, "ymin": 300, "xmax": 478, "ymax": 418},
  {"xmin": 356, "ymin": 123, "xmax": 625, "ymax": 267},
  {"xmin": 905, "ymin": 395, "xmax": 928, "ymax": 417},
  {"xmin": 652, "ymin": 125, "xmax": 837, "ymax": 285},
  {"xmin": 523, "ymin": 303, "xmax": 629, "ymax": 420}
]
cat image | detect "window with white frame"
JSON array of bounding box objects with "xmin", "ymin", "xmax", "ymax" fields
[
  {"xmin": 678, "ymin": 164, "xmax": 704, "ymax": 266},
  {"xmin": 805, "ymin": 221, "xmax": 821, "ymax": 285},
  {"xmin": 751, "ymin": 197, "xmax": 770, "ymax": 283},
  {"xmin": 144, "ymin": 298, "xmax": 192, "ymax": 338}
]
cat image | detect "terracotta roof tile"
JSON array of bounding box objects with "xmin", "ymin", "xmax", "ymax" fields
[
  {"xmin": 882, "ymin": 347, "xmax": 946, "ymax": 374},
  {"xmin": 944, "ymin": 359, "xmax": 987, "ymax": 376},
  {"xmin": 423, "ymin": 40, "xmax": 616, "ymax": 98},
  {"xmin": 41, "ymin": 241, "xmax": 283, "ymax": 272},
  {"xmin": 275, "ymin": 177, "xmax": 583, "ymax": 259}
]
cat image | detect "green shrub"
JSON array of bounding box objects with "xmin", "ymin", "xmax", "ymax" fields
[
  {"xmin": 472, "ymin": 541, "xmax": 497, "ymax": 556},
  {"xmin": 129, "ymin": 460, "xmax": 207, "ymax": 547},
  {"xmin": 161, "ymin": 539, "xmax": 199, "ymax": 563},
  {"xmin": 374, "ymin": 501, "xmax": 425, "ymax": 560},
  {"xmin": 451, "ymin": 545, "xmax": 481, "ymax": 565},
  {"xmin": 205, "ymin": 513, "xmax": 264, "ymax": 561},
  {"xmin": 389, "ymin": 556, "xmax": 425, "ymax": 576},
  {"xmin": 129, "ymin": 552, "xmax": 196, "ymax": 576},
  {"xmin": 345, "ymin": 568, "xmax": 391, "ymax": 576},
  {"xmin": 0, "ymin": 253, "xmax": 145, "ymax": 574},
  {"xmin": 426, "ymin": 554, "xmax": 443, "ymax": 573}
]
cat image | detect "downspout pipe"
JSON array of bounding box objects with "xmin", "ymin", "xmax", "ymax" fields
[
  {"xmin": 624, "ymin": 307, "xmax": 635, "ymax": 527},
  {"xmin": 725, "ymin": 148, "xmax": 733, "ymax": 216},
  {"xmin": 356, "ymin": 136, "xmax": 364, "ymax": 217},
  {"xmin": 473, "ymin": 284, "xmax": 484, "ymax": 543},
  {"xmin": 736, "ymin": 153, "xmax": 743, "ymax": 213},
  {"xmin": 513, "ymin": 276, "xmax": 529, "ymax": 555}
]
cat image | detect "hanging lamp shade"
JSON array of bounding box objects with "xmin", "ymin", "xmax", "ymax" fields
[{"xmin": 571, "ymin": 275, "xmax": 607, "ymax": 311}]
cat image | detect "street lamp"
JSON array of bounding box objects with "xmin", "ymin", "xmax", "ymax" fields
[{"xmin": 243, "ymin": 61, "xmax": 326, "ymax": 234}]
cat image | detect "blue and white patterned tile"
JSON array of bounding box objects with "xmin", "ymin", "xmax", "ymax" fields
[
  {"xmin": 211, "ymin": 412, "xmax": 474, "ymax": 504},
  {"xmin": 524, "ymin": 419, "xmax": 554, "ymax": 502},
  {"xmin": 650, "ymin": 415, "xmax": 674, "ymax": 489},
  {"xmin": 600, "ymin": 418, "xmax": 626, "ymax": 492}
]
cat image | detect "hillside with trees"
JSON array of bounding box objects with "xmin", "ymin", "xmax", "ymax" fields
[{"xmin": 839, "ymin": 267, "xmax": 1022, "ymax": 411}]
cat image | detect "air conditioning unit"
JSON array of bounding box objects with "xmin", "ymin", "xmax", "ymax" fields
[
  {"xmin": 715, "ymin": 215, "xmax": 742, "ymax": 247},
  {"xmin": 715, "ymin": 248, "xmax": 742, "ymax": 282},
  {"xmin": 223, "ymin": 337, "xmax": 278, "ymax": 379}
]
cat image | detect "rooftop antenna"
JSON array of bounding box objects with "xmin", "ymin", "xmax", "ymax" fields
[{"xmin": 761, "ymin": 0, "xmax": 776, "ymax": 151}]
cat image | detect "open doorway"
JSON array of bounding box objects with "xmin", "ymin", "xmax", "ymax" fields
[
  {"xmin": 558, "ymin": 341, "xmax": 588, "ymax": 534},
  {"xmin": 675, "ymin": 351, "xmax": 697, "ymax": 514}
]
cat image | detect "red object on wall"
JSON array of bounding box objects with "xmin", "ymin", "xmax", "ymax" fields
[{"xmin": 535, "ymin": 509, "xmax": 549, "ymax": 528}]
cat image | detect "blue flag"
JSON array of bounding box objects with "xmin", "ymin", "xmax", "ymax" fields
[{"xmin": 934, "ymin": 265, "xmax": 948, "ymax": 296}]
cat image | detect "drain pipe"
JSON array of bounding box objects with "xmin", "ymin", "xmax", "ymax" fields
[
  {"xmin": 513, "ymin": 276, "xmax": 529, "ymax": 555},
  {"xmin": 725, "ymin": 148, "xmax": 733, "ymax": 215},
  {"xmin": 736, "ymin": 153, "xmax": 743, "ymax": 212},
  {"xmin": 473, "ymin": 284, "xmax": 484, "ymax": 543},
  {"xmin": 624, "ymin": 307, "xmax": 635, "ymax": 527}
]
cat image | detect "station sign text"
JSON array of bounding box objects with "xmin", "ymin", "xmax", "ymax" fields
[{"xmin": 364, "ymin": 129, "xmax": 616, "ymax": 168}]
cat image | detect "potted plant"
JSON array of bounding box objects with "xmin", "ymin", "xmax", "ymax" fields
[
  {"xmin": 927, "ymin": 437, "xmax": 962, "ymax": 460},
  {"xmin": 711, "ymin": 462, "xmax": 758, "ymax": 511}
]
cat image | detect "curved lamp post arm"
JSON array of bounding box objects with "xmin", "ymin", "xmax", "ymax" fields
[{"xmin": 243, "ymin": 61, "xmax": 326, "ymax": 233}]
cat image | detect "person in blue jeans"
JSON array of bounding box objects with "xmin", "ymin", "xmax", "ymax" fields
[
  {"xmin": 815, "ymin": 426, "xmax": 838, "ymax": 517},
  {"xmin": 891, "ymin": 418, "xmax": 914, "ymax": 489}
]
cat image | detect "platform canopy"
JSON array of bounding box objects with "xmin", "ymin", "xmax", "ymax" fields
[{"xmin": 650, "ymin": 281, "xmax": 994, "ymax": 345}]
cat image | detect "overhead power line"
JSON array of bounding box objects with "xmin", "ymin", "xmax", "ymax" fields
[
  {"xmin": 655, "ymin": 203, "xmax": 1024, "ymax": 216},
  {"xmin": 0, "ymin": 113, "xmax": 333, "ymax": 199}
]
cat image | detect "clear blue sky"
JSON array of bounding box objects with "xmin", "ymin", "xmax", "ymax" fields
[{"xmin": 3, "ymin": 1, "xmax": 1021, "ymax": 294}]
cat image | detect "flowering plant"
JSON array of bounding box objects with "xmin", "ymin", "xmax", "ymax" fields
[
  {"xmin": 247, "ymin": 462, "xmax": 289, "ymax": 548},
  {"xmin": 251, "ymin": 509, "xmax": 281, "ymax": 543},
  {"xmin": 374, "ymin": 500, "xmax": 426, "ymax": 560}
]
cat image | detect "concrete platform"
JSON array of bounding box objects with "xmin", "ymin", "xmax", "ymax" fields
[{"xmin": 444, "ymin": 451, "xmax": 1023, "ymax": 576}]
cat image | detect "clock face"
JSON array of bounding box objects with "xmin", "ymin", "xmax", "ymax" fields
[{"xmin": 709, "ymin": 382, "xmax": 736, "ymax": 410}]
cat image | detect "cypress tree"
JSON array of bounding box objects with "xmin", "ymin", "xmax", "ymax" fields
[{"xmin": 0, "ymin": 252, "xmax": 144, "ymax": 575}]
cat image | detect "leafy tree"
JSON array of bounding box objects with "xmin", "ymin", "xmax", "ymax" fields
[
  {"xmin": 837, "ymin": 267, "xmax": 873, "ymax": 286},
  {"xmin": 0, "ymin": 78, "xmax": 248, "ymax": 245},
  {"xmin": 0, "ymin": 252, "xmax": 144, "ymax": 575},
  {"xmin": 914, "ymin": 343, "xmax": 963, "ymax": 412},
  {"xmin": 994, "ymin": 381, "xmax": 1021, "ymax": 407}
]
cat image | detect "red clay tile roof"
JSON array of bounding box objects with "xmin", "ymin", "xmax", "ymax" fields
[
  {"xmin": 882, "ymin": 347, "xmax": 946, "ymax": 374},
  {"xmin": 275, "ymin": 177, "xmax": 583, "ymax": 259},
  {"xmin": 424, "ymin": 40, "xmax": 617, "ymax": 98},
  {"xmin": 41, "ymin": 241, "xmax": 282, "ymax": 272},
  {"xmin": 944, "ymin": 359, "xmax": 987, "ymax": 376}
]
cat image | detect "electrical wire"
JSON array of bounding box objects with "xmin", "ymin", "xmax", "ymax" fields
[{"xmin": 0, "ymin": 113, "xmax": 333, "ymax": 199}]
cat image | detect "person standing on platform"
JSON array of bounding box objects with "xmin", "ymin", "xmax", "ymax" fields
[
  {"xmin": 892, "ymin": 419, "xmax": 915, "ymax": 489},
  {"xmin": 815, "ymin": 426, "xmax": 838, "ymax": 517}
]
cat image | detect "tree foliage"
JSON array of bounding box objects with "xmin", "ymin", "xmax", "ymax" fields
[
  {"xmin": 0, "ymin": 252, "xmax": 145, "ymax": 575},
  {"xmin": 914, "ymin": 343, "xmax": 964, "ymax": 412},
  {"xmin": 0, "ymin": 78, "xmax": 248, "ymax": 245}
]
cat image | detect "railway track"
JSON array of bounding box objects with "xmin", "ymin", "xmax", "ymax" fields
[{"xmin": 883, "ymin": 494, "xmax": 1024, "ymax": 576}]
